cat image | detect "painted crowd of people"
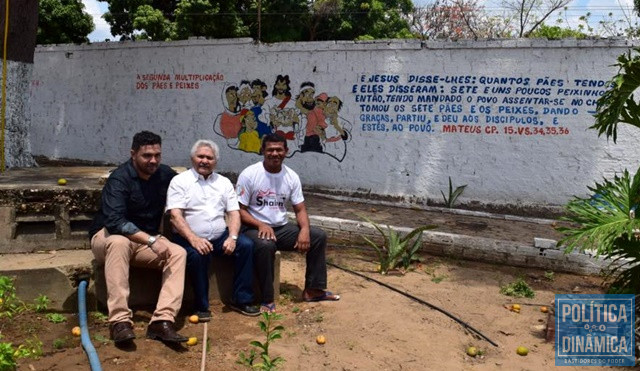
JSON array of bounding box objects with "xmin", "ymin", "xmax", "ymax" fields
[{"xmin": 214, "ymin": 75, "xmax": 351, "ymax": 162}]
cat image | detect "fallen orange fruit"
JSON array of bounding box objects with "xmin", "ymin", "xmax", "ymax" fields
[
  {"xmin": 188, "ymin": 315, "xmax": 199, "ymax": 324},
  {"xmin": 186, "ymin": 337, "xmax": 198, "ymax": 346},
  {"xmin": 57, "ymin": 178, "xmax": 67, "ymax": 186},
  {"xmin": 71, "ymin": 326, "xmax": 81, "ymax": 336},
  {"xmin": 516, "ymin": 346, "xmax": 529, "ymax": 356},
  {"xmin": 466, "ymin": 346, "xmax": 478, "ymax": 357},
  {"xmin": 540, "ymin": 306, "xmax": 549, "ymax": 313},
  {"xmin": 316, "ymin": 335, "xmax": 326, "ymax": 345}
]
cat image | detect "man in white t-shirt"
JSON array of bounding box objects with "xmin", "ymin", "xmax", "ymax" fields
[
  {"xmin": 236, "ymin": 134, "xmax": 340, "ymax": 313},
  {"xmin": 166, "ymin": 140, "xmax": 259, "ymax": 320}
]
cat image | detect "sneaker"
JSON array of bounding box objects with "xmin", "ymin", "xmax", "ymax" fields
[
  {"xmin": 195, "ymin": 311, "xmax": 212, "ymax": 322},
  {"xmin": 229, "ymin": 303, "xmax": 260, "ymax": 316}
]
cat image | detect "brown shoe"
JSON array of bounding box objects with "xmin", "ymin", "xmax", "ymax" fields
[
  {"xmin": 146, "ymin": 321, "xmax": 188, "ymax": 343},
  {"xmin": 110, "ymin": 322, "xmax": 135, "ymax": 343}
]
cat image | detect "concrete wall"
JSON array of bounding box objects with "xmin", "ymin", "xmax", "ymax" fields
[
  {"xmin": 7, "ymin": 61, "xmax": 35, "ymax": 168},
  {"xmin": 29, "ymin": 38, "xmax": 640, "ymax": 208}
]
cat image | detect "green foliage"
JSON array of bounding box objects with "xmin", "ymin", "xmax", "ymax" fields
[
  {"xmin": 45, "ymin": 313, "xmax": 67, "ymax": 324},
  {"xmin": 237, "ymin": 312, "xmax": 285, "ymax": 370},
  {"xmin": 0, "ymin": 276, "xmax": 26, "ymax": 319},
  {"xmin": 0, "ymin": 340, "xmax": 16, "ymax": 371},
  {"xmin": 560, "ymin": 47, "xmax": 640, "ymax": 295},
  {"xmin": 558, "ymin": 168, "xmax": 640, "ymax": 292},
  {"xmin": 37, "ymin": 0, "xmax": 95, "ymax": 44},
  {"xmin": 0, "ymin": 335, "xmax": 43, "ymax": 370},
  {"xmin": 431, "ymin": 274, "xmax": 447, "ymax": 283},
  {"xmin": 500, "ymin": 277, "xmax": 535, "ymax": 298},
  {"xmin": 13, "ymin": 338, "xmax": 43, "ymax": 360},
  {"xmin": 591, "ymin": 48, "xmax": 640, "ymax": 143},
  {"xmin": 92, "ymin": 311, "xmax": 108, "ymax": 322},
  {"xmin": 101, "ymin": 0, "xmax": 414, "ymax": 42},
  {"xmin": 33, "ymin": 295, "xmax": 50, "ymax": 313},
  {"xmin": 558, "ymin": 170, "xmax": 640, "ymax": 256},
  {"xmin": 52, "ymin": 338, "xmax": 68, "ymax": 350},
  {"xmin": 133, "ymin": 4, "xmax": 173, "ymax": 40},
  {"xmin": 528, "ymin": 23, "xmax": 587, "ymax": 40},
  {"xmin": 544, "ymin": 271, "xmax": 555, "ymax": 281},
  {"xmin": 441, "ymin": 177, "xmax": 467, "ymax": 208},
  {"xmin": 360, "ymin": 215, "xmax": 435, "ymax": 274}
]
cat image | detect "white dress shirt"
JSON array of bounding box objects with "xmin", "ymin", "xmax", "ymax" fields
[{"xmin": 166, "ymin": 168, "xmax": 239, "ymax": 240}]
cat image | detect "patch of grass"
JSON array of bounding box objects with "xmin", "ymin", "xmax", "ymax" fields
[
  {"xmin": 431, "ymin": 274, "xmax": 447, "ymax": 284},
  {"xmin": 500, "ymin": 277, "xmax": 535, "ymax": 298},
  {"xmin": 291, "ymin": 306, "xmax": 300, "ymax": 314},
  {"xmin": 45, "ymin": 313, "xmax": 67, "ymax": 324},
  {"xmin": 423, "ymin": 262, "xmax": 441, "ymax": 276},
  {"xmin": 93, "ymin": 334, "xmax": 109, "ymax": 344},
  {"xmin": 544, "ymin": 271, "xmax": 555, "ymax": 281},
  {"xmin": 52, "ymin": 338, "xmax": 68, "ymax": 350}
]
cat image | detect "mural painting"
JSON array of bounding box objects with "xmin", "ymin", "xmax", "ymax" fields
[{"xmin": 213, "ymin": 75, "xmax": 352, "ymax": 162}]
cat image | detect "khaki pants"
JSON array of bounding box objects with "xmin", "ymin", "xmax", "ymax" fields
[{"xmin": 91, "ymin": 228, "xmax": 186, "ymax": 324}]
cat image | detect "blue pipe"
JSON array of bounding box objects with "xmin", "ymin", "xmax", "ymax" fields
[{"xmin": 78, "ymin": 280, "xmax": 102, "ymax": 371}]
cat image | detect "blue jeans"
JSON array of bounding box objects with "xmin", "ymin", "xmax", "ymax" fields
[{"xmin": 173, "ymin": 230, "xmax": 255, "ymax": 312}]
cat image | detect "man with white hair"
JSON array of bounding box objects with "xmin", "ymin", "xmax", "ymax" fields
[{"xmin": 167, "ymin": 139, "xmax": 259, "ymax": 320}]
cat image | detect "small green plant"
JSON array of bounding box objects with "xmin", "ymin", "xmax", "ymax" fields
[
  {"xmin": 91, "ymin": 312, "xmax": 108, "ymax": 322},
  {"xmin": 500, "ymin": 277, "xmax": 536, "ymax": 298},
  {"xmin": 431, "ymin": 274, "xmax": 447, "ymax": 284},
  {"xmin": 0, "ymin": 276, "xmax": 26, "ymax": 318},
  {"xmin": 544, "ymin": 271, "xmax": 555, "ymax": 281},
  {"xmin": 45, "ymin": 313, "xmax": 67, "ymax": 324},
  {"xmin": 0, "ymin": 335, "xmax": 43, "ymax": 370},
  {"xmin": 93, "ymin": 334, "xmax": 109, "ymax": 344},
  {"xmin": 52, "ymin": 338, "xmax": 67, "ymax": 350},
  {"xmin": 33, "ymin": 295, "xmax": 50, "ymax": 313},
  {"xmin": 441, "ymin": 177, "xmax": 467, "ymax": 208},
  {"xmin": 237, "ymin": 312, "xmax": 285, "ymax": 370},
  {"xmin": 0, "ymin": 340, "xmax": 17, "ymax": 370},
  {"xmin": 360, "ymin": 215, "xmax": 435, "ymax": 274},
  {"xmin": 291, "ymin": 306, "xmax": 300, "ymax": 314},
  {"xmin": 13, "ymin": 337, "xmax": 43, "ymax": 359}
]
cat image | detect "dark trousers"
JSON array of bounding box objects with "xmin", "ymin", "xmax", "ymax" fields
[
  {"xmin": 243, "ymin": 223, "xmax": 327, "ymax": 303},
  {"xmin": 173, "ymin": 230, "xmax": 254, "ymax": 312}
]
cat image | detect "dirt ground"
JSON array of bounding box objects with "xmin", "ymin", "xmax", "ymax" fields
[{"xmin": 2, "ymin": 247, "xmax": 618, "ymax": 371}]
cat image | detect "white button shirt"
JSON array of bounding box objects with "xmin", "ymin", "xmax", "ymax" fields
[{"xmin": 166, "ymin": 168, "xmax": 239, "ymax": 241}]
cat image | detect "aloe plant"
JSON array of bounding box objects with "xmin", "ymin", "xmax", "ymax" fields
[
  {"xmin": 360, "ymin": 215, "xmax": 436, "ymax": 274},
  {"xmin": 441, "ymin": 177, "xmax": 467, "ymax": 208}
]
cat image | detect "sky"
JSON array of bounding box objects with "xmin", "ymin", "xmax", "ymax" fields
[{"xmin": 82, "ymin": 0, "xmax": 637, "ymax": 42}]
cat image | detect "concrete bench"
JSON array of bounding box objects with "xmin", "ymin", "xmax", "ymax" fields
[{"xmin": 93, "ymin": 251, "xmax": 280, "ymax": 313}]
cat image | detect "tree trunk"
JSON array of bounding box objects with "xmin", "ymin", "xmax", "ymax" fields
[
  {"xmin": 0, "ymin": 0, "xmax": 38, "ymax": 168},
  {"xmin": 0, "ymin": 0, "xmax": 38, "ymax": 63}
]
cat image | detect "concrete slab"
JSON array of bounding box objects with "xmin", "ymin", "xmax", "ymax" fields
[{"xmin": 0, "ymin": 250, "xmax": 281, "ymax": 313}]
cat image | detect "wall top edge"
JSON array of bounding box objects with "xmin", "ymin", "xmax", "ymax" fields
[{"xmin": 33, "ymin": 37, "xmax": 640, "ymax": 53}]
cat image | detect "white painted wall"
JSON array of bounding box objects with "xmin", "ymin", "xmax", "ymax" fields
[{"xmin": 29, "ymin": 38, "xmax": 640, "ymax": 207}]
